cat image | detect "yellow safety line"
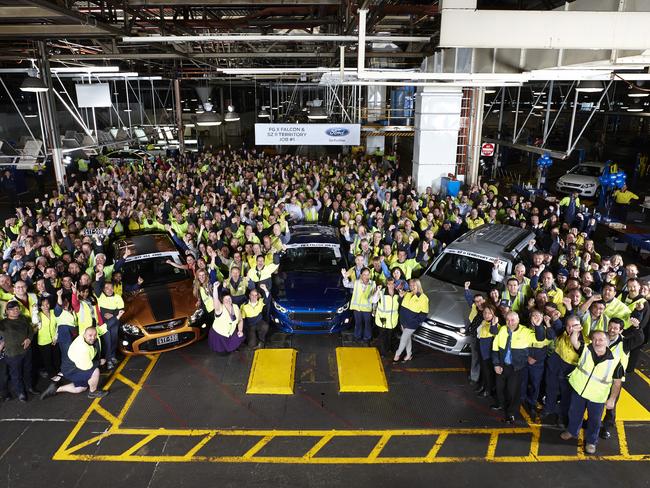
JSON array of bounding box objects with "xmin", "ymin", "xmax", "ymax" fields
[
  {"xmin": 242, "ymin": 435, "xmax": 275, "ymax": 459},
  {"xmin": 302, "ymin": 433, "xmax": 334, "ymax": 459},
  {"xmin": 115, "ymin": 355, "xmax": 159, "ymax": 426},
  {"xmin": 616, "ymin": 419, "xmax": 630, "ymax": 457},
  {"xmin": 424, "ymin": 433, "xmax": 447, "ymax": 461},
  {"xmin": 115, "ymin": 373, "xmax": 139, "ymax": 390},
  {"xmin": 53, "ymin": 350, "xmax": 650, "ymax": 465},
  {"xmin": 121, "ymin": 433, "xmax": 158, "ymax": 456},
  {"xmin": 53, "ymin": 452, "xmax": 650, "ymax": 464},
  {"xmin": 184, "ymin": 432, "xmax": 217, "ymax": 459},
  {"xmin": 367, "ymin": 433, "xmax": 392, "ymax": 460},
  {"xmin": 485, "ymin": 432, "xmax": 499, "ymax": 460}
]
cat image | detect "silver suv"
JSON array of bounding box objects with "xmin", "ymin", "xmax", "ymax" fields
[{"xmin": 414, "ymin": 224, "xmax": 535, "ymax": 356}]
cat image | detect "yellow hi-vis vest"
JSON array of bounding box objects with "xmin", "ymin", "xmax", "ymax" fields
[
  {"xmin": 76, "ymin": 300, "xmax": 97, "ymax": 335},
  {"xmin": 200, "ymin": 287, "xmax": 214, "ymax": 313},
  {"xmin": 375, "ymin": 293, "xmax": 399, "ymax": 329},
  {"xmin": 56, "ymin": 309, "xmax": 77, "ymax": 328},
  {"xmin": 501, "ymin": 289, "xmax": 526, "ymax": 314},
  {"xmin": 304, "ymin": 206, "xmax": 319, "ymax": 223},
  {"xmin": 37, "ymin": 310, "xmax": 57, "ymax": 346},
  {"xmin": 581, "ymin": 313, "xmax": 607, "ymax": 340},
  {"xmin": 350, "ymin": 280, "xmax": 374, "ymax": 312},
  {"xmin": 554, "ymin": 332, "xmax": 579, "ymax": 366},
  {"xmin": 68, "ymin": 335, "xmax": 96, "ymax": 371},
  {"xmin": 212, "ymin": 305, "xmax": 241, "ymax": 337},
  {"xmin": 610, "ymin": 339, "xmax": 630, "ymax": 375},
  {"xmin": 241, "ymin": 300, "xmax": 264, "ymax": 321},
  {"xmin": 568, "ymin": 348, "xmax": 618, "ymax": 403}
]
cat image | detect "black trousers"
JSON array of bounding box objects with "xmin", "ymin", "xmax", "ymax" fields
[
  {"xmin": 480, "ymin": 358, "xmax": 495, "ymax": 395},
  {"xmin": 38, "ymin": 343, "xmax": 61, "ymax": 378},
  {"xmin": 246, "ymin": 320, "xmax": 269, "ymax": 348},
  {"xmin": 0, "ymin": 359, "xmax": 8, "ymax": 395},
  {"xmin": 5, "ymin": 352, "xmax": 32, "ymax": 397},
  {"xmin": 376, "ymin": 326, "xmax": 395, "ymax": 356},
  {"xmin": 496, "ymin": 365, "xmax": 523, "ymax": 418}
]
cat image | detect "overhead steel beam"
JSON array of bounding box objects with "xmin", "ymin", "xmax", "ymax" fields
[
  {"xmin": 128, "ymin": 0, "xmax": 339, "ymax": 4},
  {"xmin": 0, "ymin": 25, "xmax": 113, "ymax": 38},
  {"xmin": 0, "ymin": 6, "xmax": 65, "ymax": 17},
  {"xmin": 122, "ymin": 34, "xmax": 431, "ymax": 43},
  {"xmin": 440, "ymin": 8, "xmax": 650, "ymax": 50},
  {"xmin": 39, "ymin": 51, "xmax": 425, "ymax": 61},
  {"xmin": 25, "ymin": 0, "xmax": 128, "ymax": 36}
]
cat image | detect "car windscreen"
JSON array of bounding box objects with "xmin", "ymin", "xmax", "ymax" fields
[
  {"xmin": 570, "ymin": 165, "xmax": 602, "ymax": 177},
  {"xmin": 426, "ymin": 252, "xmax": 494, "ymax": 292},
  {"xmin": 280, "ymin": 246, "xmax": 344, "ymax": 273},
  {"xmin": 120, "ymin": 256, "xmax": 189, "ymax": 287}
]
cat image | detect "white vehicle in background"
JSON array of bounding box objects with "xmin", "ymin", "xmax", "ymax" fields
[{"xmin": 555, "ymin": 161, "xmax": 606, "ymax": 198}]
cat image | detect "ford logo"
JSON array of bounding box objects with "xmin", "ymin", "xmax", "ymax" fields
[{"xmin": 326, "ymin": 127, "xmax": 349, "ymax": 137}]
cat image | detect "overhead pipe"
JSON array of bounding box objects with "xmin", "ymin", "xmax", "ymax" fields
[{"xmin": 122, "ymin": 34, "xmax": 430, "ymax": 43}]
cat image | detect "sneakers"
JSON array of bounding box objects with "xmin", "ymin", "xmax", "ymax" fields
[
  {"xmin": 40, "ymin": 382, "xmax": 58, "ymax": 400},
  {"xmin": 18, "ymin": 393, "xmax": 27, "ymax": 402},
  {"xmin": 599, "ymin": 428, "xmax": 611, "ymax": 440},
  {"xmin": 87, "ymin": 390, "xmax": 108, "ymax": 399},
  {"xmin": 490, "ymin": 404, "xmax": 503, "ymax": 411},
  {"xmin": 560, "ymin": 431, "xmax": 575, "ymax": 441},
  {"xmin": 585, "ymin": 443, "xmax": 597, "ymax": 455}
]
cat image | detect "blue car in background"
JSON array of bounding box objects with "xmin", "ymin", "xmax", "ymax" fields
[{"xmin": 270, "ymin": 225, "xmax": 352, "ymax": 334}]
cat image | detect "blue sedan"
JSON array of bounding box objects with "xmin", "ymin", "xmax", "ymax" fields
[{"xmin": 270, "ymin": 225, "xmax": 352, "ymax": 334}]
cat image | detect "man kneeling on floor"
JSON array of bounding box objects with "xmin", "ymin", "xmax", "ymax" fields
[{"xmin": 40, "ymin": 326, "xmax": 107, "ymax": 400}]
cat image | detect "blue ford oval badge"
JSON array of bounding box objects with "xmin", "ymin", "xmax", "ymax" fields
[{"xmin": 326, "ymin": 127, "xmax": 349, "ymax": 137}]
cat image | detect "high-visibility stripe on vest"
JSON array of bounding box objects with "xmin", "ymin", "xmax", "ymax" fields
[
  {"xmin": 76, "ymin": 300, "xmax": 97, "ymax": 335},
  {"xmin": 568, "ymin": 348, "xmax": 618, "ymax": 403},
  {"xmin": 350, "ymin": 281, "xmax": 374, "ymax": 312},
  {"xmin": 610, "ymin": 340, "xmax": 630, "ymax": 375},
  {"xmin": 581, "ymin": 313, "xmax": 607, "ymax": 339},
  {"xmin": 200, "ymin": 287, "xmax": 214, "ymax": 313},
  {"xmin": 37, "ymin": 310, "xmax": 58, "ymax": 346},
  {"xmin": 554, "ymin": 333, "xmax": 579, "ymax": 366},
  {"xmin": 375, "ymin": 293, "xmax": 399, "ymax": 329}
]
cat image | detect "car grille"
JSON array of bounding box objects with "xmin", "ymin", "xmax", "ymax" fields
[
  {"xmin": 291, "ymin": 323, "xmax": 332, "ymax": 331},
  {"xmin": 138, "ymin": 331, "xmax": 195, "ymax": 351},
  {"xmin": 414, "ymin": 327, "xmax": 457, "ymax": 348},
  {"xmin": 145, "ymin": 319, "xmax": 186, "ymax": 333},
  {"xmin": 289, "ymin": 312, "xmax": 334, "ymax": 323},
  {"xmin": 558, "ymin": 182, "xmax": 583, "ymax": 190}
]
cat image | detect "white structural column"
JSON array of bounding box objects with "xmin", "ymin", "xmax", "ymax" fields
[
  {"xmin": 365, "ymin": 85, "xmax": 385, "ymax": 154},
  {"xmin": 412, "ymin": 86, "xmax": 463, "ymax": 192}
]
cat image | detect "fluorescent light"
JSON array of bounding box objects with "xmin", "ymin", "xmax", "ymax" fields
[
  {"xmin": 25, "ymin": 114, "xmax": 38, "ymax": 118},
  {"xmin": 20, "ymin": 76, "xmax": 48, "ymax": 93},
  {"xmin": 51, "ymin": 66, "xmax": 119, "ymax": 73},
  {"xmin": 576, "ymin": 81, "xmax": 603, "ymax": 93},
  {"xmin": 484, "ymin": 88, "xmax": 496, "ymax": 94},
  {"xmin": 628, "ymin": 87, "xmax": 649, "ymax": 98}
]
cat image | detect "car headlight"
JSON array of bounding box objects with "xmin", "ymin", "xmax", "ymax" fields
[
  {"xmin": 582, "ymin": 183, "xmax": 595, "ymax": 188},
  {"xmin": 121, "ymin": 323, "xmax": 143, "ymax": 336},
  {"xmin": 273, "ymin": 300, "xmax": 287, "ymax": 314},
  {"xmin": 190, "ymin": 308, "xmax": 204, "ymax": 324},
  {"xmin": 458, "ymin": 327, "xmax": 467, "ymax": 336},
  {"xmin": 337, "ymin": 303, "xmax": 350, "ymax": 314}
]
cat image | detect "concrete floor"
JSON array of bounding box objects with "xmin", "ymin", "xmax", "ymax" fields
[{"xmin": 1, "ymin": 331, "xmax": 649, "ymax": 488}]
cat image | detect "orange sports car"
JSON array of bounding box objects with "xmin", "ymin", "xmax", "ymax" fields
[{"xmin": 110, "ymin": 233, "xmax": 207, "ymax": 355}]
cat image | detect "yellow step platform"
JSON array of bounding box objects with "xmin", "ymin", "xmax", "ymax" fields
[
  {"xmin": 336, "ymin": 347, "xmax": 389, "ymax": 393},
  {"xmin": 246, "ymin": 348, "xmax": 297, "ymax": 395}
]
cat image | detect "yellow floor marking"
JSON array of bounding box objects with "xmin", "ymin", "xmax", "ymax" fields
[
  {"xmin": 367, "ymin": 433, "xmax": 392, "ymax": 460},
  {"xmin": 246, "ymin": 348, "xmax": 297, "ymax": 395},
  {"xmin": 122, "ymin": 434, "xmax": 158, "ymax": 456},
  {"xmin": 424, "ymin": 433, "xmax": 447, "ymax": 461},
  {"xmin": 184, "ymin": 432, "xmax": 217, "ymax": 459},
  {"xmin": 242, "ymin": 435, "xmax": 275, "ymax": 458},
  {"xmin": 616, "ymin": 389, "xmax": 650, "ymax": 422},
  {"xmin": 336, "ymin": 347, "xmax": 388, "ymax": 392},
  {"xmin": 52, "ymin": 350, "xmax": 650, "ymax": 465}
]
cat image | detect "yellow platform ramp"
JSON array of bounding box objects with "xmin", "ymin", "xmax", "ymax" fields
[
  {"xmin": 246, "ymin": 348, "xmax": 297, "ymax": 395},
  {"xmin": 336, "ymin": 347, "xmax": 389, "ymax": 393}
]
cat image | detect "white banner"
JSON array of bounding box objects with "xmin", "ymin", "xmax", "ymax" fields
[
  {"xmin": 75, "ymin": 83, "xmax": 111, "ymax": 108},
  {"xmin": 255, "ymin": 124, "xmax": 360, "ymax": 146}
]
